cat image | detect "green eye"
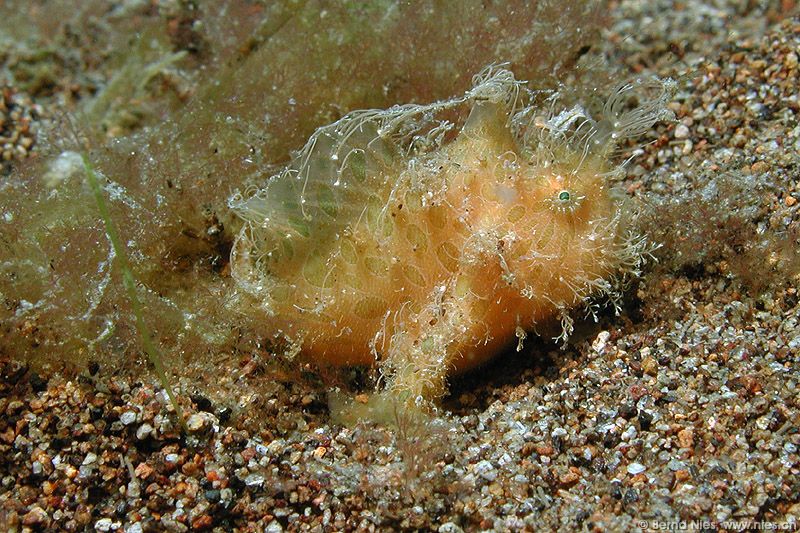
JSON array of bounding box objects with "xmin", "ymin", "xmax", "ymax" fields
[{"xmin": 546, "ymin": 188, "xmax": 584, "ymax": 214}]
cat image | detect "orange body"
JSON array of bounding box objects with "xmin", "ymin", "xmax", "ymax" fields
[{"xmin": 231, "ymin": 67, "xmax": 670, "ymax": 400}]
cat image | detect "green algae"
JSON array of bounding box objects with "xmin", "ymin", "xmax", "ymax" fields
[{"xmin": 82, "ymin": 154, "xmax": 188, "ymax": 431}]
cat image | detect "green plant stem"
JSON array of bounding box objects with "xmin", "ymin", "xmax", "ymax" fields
[{"xmin": 82, "ymin": 154, "xmax": 188, "ymax": 433}]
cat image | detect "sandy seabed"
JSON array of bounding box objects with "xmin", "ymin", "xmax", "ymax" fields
[{"xmin": 1, "ymin": 1, "xmax": 798, "ymax": 531}]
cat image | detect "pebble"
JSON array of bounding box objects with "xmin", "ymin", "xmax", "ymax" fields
[
  {"xmin": 22, "ymin": 506, "xmax": 48, "ymax": 526},
  {"xmin": 474, "ymin": 460, "xmax": 497, "ymax": 482},
  {"xmin": 674, "ymin": 123, "xmax": 690, "ymax": 139},
  {"xmin": 627, "ymin": 463, "xmax": 646, "ymax": 475},
  {"xmin": 245, "ymin": 472, "xmax": 265, "ymax": 487},
  {"xmin": 265, "ymin": 521, "xmax": 284, "ymax": 533},
  {"xmin": 592, "ymin": 330, "xmax": 611, "ymax": 354},
  {"xmin": 677, "ymin": 428, "xmax": 694, "ymax": 448},
  {"xmin": 186, "ymin": 412, "xmax": 217, "ymax": 433},
  {"xmin": 667, "ymin": 459, "xmax": 686, "ymax": 471},
  {"xmin": 95, "ymin": 517, "xmax": 119, "ymax": 531},
  {"xmin": 134, "ymin": 462, "xmax": 153, "ymax": 480},
  {"xmin": 641, "ymin": 355, "xmax": 658, "ymax": 376},
  {"xmin": 136, "ymin": 423, "xmax": 153, "ymax": 440},
  {"xmin": 120, "ymin": 411, "xmax": 137, "ymax": 425},
  {"xmin": 560, "ymin": 471, "xmax": 581, "ymax": 487},
  {"xmin": 621, "ymin": 425, "xmax": 637, "ymax": 441}
]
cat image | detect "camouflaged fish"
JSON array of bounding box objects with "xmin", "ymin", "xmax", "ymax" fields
[{"xmin": 229, "ymin": 66, "xmax": 674, "ymax": 405}]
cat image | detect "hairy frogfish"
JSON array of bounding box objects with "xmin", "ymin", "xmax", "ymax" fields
[{"xmin": 229, "ymin": 67, "xmax": 673, "ymax": 405}]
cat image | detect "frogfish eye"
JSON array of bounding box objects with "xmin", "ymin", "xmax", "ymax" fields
[{"xmin": 546, "ymin": 188, "xmax": 585, "ymax": 214}]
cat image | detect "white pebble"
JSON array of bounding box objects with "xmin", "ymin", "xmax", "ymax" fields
[
  {"xmin": 627, "ymin": 462, "xmax": 646, "ymax": 475},
  {"xmin": 265, "ymin": 521, "xmax": 284, "ymax": 533},
  {"xmin": 621, "ymin": 426, "xmax": 637, "ymax": 441},
  {"xmin": 135, "ymin": 424, "xmax": 153, "ymax": 440},
  {"xmin": 474, "ymin": 460, "xmax": 497, "ymax": 481},
  {"xmin": 94, "ymin": 518, "xmax": 118, "ymax": 532},
  {"xmin": 245, "ymin": 472, "xmax": 265, "ymax": 487},
  {"xmin": 592, "ymin": 331, "xmax": 611, "ymax": 354}
]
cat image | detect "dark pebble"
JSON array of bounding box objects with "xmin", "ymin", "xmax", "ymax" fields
[
  {"xmin": 619, "ymin": 402, "xmax": 638, "ymax": 419},
  {"xmin": 87, "ymin": 486, "xmax": 106, "ymax": 504},
  {"xmin": 570, "ymin": 453, "xmax": 591, "ymax": 468},
  {"xmin": 217, "ymin": 406, "xmax": 232, "ymax": 424},
  {"xmin": 603, "ymin": 432, "xmax": 620, "ymax": 449},
  {"xmin": 29, "ymin": 372, "xmax": 47, "ymax": 392},
  {"xmin": 191, "ymin": 394, "xmax": 213, "ymax": 412},
  {"xmin": 638, "ymin": 410, "xmax": 653, "ymax": 431}
]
